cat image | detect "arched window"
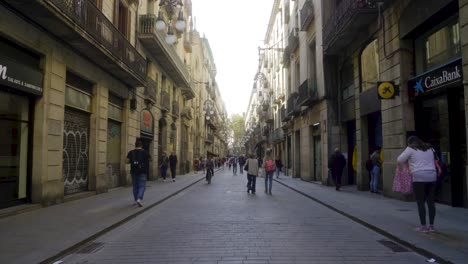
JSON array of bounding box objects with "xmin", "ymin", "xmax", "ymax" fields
[{"xmin": 360, "ymin": 39, "xmax": 379, "ymax": 92}]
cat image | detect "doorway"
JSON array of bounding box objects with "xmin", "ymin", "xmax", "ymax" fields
[
  {"xmin": 294, "ymin": 130, "xmax": 301, "ymax": 178},
  {"xmin": 313, "ymin": 136, "xmax": 321, "ymax": 181},
  {"xmin": 415, "ymin": 89, "xmax": 466, "ymax": 207}
]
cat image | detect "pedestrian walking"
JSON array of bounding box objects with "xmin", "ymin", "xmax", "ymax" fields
[
  {"xmin": 232, "ymin": 156, "xmax": 238, "ymax": 175},
  {"xmin": 328, "ymin": 148, "xmax": 346, "ymax": 191},
  {"xmin": 159, "ymin": 151, "xmax": 169, "ymax": 181},
  {"xmin": 244, "ymin": 153, "xmax": 259, "ymax": 194},
  {"xmin": 263, "ymin": 150, "xmax": 276, "ymax": 195},
  {"xmin": 169, "ymin": 151, "xmax": 178, "ymax": 182},
  {"xmin": 239, "ymin": 155, "xmax": 246, "ymax": 174},
  {"xmin": 205, "ymin": 155, "xmax": 215, "ymax": 184},
  {"xmin": 397, "ymin": 136, "xmax": 438, "ymax": 233},
  {"xmin": 370, "ymin": 146, "xmax": 382, "ymax": 193},
  {"xmin": 275, "ymin": 156, "xmax": 282, "ymax": 179},
  {"xmin": 126, "ymin": 139, "xmax": 151, "ymax": 207}
]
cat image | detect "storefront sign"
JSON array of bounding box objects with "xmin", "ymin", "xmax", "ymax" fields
[
  {"xmin": 377, "ymin": 81, "xmax": 397, "ymax": 99},
  {"xmin": 408, "ymin": 58, "xmax": 463, "ymax": 99},
  {"xmin": 0, "ymin": 57, "xmax": 43, "ymax": 96},
  {"xmin": 140, "ymin": 109, "xmax": 154, "ymax": 135}
]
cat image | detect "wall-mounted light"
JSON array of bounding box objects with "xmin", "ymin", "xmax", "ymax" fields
[{"xmin": 155, "ymin": 0, "xmax": 186, "ymax": 45}]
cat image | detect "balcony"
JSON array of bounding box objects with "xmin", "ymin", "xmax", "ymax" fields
[
  {"xmin": 298, "ymin": 79, "xmax": 319, "ymax": 107},
  {"xmin": 323, "ymin": 0, "xmax": 379, "ymax": 54},
  {"xmin": 287, "ymin": 28, "xmax": 299, "ymax": 53},
  {"xmin": 160, "ymin": 91, "xmax": 170, "ymax": 112},
  {"xmin": 4, "ymin": 0, "xmax": 147, "ymax": 87},
  {"xmin": 172, "ymin": 101, "xmax": 180, "ymax": 118},
  {"xmin": 300, "ymin": 0, "xmax": 314, "ymax": 31},
  {"xmin": 139, "ymin": 14, "xmax": 195, "ymax": 99},
  {"xmin": 145, "ymin": 77, "xmax": 157, "ymax": 104},
  {"xmin": 205, "ymin": 134, "xmax": 214, "ymax": 145},
  {"xmin": 287, "ymin": 92, "xmax": 300, "ymax": 117}
]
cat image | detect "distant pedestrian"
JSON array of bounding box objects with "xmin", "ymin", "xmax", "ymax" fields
[
  {"xmin": 126, "ymin": 139, "xmax": 151, "ymax": 207},
  {"xmin": 397, "ymin": 136, "xmax": 438, "ymax": 233},
  {"xmin": 205, "ymin": 155, "xmax": 215, "ymax": 184},
  {"xmin": 263, "ymin": 150, "xmax": 276, "ymax": 195},
  {"xmin": 232, "ymin": 156, "xmax": 238, "ymax": 175},
  {"xmin": 245, "ymin": 153, "xmax": 259, "ymax": 194},
  {"xmin": 275, "ymin": 156, "xmax": 282, "ymax": 179},
  {"xmin": 239, "ymin": 155, "xmax": 246, "ymax": 174},
  {"xmin": 328, "ymin": 148, "xmax": 346, "ymax": 191},
  {"xmin": 169, "ymin": 151, "xmax": 178, "ymax": 182},
  {"xmin": 160, "ymin": 151, "xmax": 169, "ymax": 181},
  {"xmin": 370, "ymin": 146, "xmax": 382, "ymax": 193}
]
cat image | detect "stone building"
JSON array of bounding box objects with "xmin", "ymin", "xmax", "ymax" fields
[
  {"xmin": 0, "ymin": 0, "xmax": 227, "ymax": 209},
  {"xmin": 323, "ymin": 0, "xmax": 467, "ymax": 207},
  {"xmin": 247, "ymin": 0, "xmax": 468, "ymax": 207}
]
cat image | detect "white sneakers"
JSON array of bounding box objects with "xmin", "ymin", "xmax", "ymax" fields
[{"xmin": 136, "ymin": 199, "xmax": 143, "ymax": 207}]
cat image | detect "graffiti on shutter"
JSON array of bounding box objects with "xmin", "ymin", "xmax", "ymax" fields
[{"xmin": 63, "ymin": 108, "xmax": 90, "ymax": 195}]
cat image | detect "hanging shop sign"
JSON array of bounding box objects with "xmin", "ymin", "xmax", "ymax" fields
[
  {"xmin": 377, "ymin": 81, "xmax": 398, "ymax": 99},
  {"xmin": 408, "ymin": 58, "xmax": 462, "ymax": 99},
  {"xmin": 0, "ymin": 57, "xmax": 43, "ymax": 96},
  {"xmin": 140, "ymin": 109, "xmax": 154, "ymax": 136}
]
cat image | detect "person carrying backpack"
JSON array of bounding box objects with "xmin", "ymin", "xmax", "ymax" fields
[
  {"xmin": 126, "ymin": 139, "xmax": 151, "ymax": 207},
  {"xmin": 263, "ymin": 149, "xmax": 276, "ymax": 195}
]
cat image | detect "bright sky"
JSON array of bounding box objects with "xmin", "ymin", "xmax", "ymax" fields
[{"xmin": 192, "ymin": 0, "xmax": 274, "ymax": 116}]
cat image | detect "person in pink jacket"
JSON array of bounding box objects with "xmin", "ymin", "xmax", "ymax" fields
[{"xmin": 397, "ymin": 136, "xmax": 437, "ymax": 233}]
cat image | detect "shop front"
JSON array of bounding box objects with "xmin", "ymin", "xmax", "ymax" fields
[
  {"xmin": 408, "ymin": 58, "xmax": 466, "ymax": 207},
  {"xmin": 0, "ymin": 38, "xmax": 43, "ymax": 208}
]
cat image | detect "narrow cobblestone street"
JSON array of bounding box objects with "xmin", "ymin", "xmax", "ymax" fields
[{"xmin": 61, "ymin": 169, "xmax": 428, "ymax": 264}]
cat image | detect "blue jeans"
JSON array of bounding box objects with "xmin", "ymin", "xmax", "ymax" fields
[
  {"xmin": 132, "ymin": 173, "xmax": 147, "ymax": 201},
  {"xmin": 370, "ymin": 166, "xmax": 380, "ymax": 192},
  {"xmin": 275, "ymin": 167, "xmax": 281, "ymax": 178},
  {"xmin": 161, "ymin": 166, "xmax": 168, "ymax": 179},
  {"xmin": 247, "ymin": 174, "xmax": 256, "ymax": 193},
  {"xmin": 265, "ymin": 171, "xmax": 273, "ymax": 192}
]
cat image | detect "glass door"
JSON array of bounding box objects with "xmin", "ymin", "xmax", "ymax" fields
[{"xmin": 0, "ymin": 91, "xmax": 29, "ymax": 208}]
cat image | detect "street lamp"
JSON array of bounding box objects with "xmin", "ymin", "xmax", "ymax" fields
[
  {"xmin": 203, "ymin": 99, "xmax": 215, "ymax": 120},
  {"xmin": 155, "ymin": 0, "xmax": 186, "ymax": 45}
]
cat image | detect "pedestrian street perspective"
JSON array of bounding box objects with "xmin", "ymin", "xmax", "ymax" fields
[{"xmin": 2, "ymin": 0, "xmax": 468, "ymax": 263}]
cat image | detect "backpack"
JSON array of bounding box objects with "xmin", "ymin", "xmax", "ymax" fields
[
  {"xmin": 265, "ymin": 159, "xmax": 275, "ymax": 172},
  {"xmin": 131, "ymin": 150, "xmax": 146, "ymax": 174},
  {"xmin": 365, "ymin": 159, "xmax": 373, "ymax": 172}
]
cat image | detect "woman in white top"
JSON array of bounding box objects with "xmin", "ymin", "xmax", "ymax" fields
[
  {"xmin": 397, "ymin": 136, "xmax": 437, "ymax": 233},
  {"xmin": 244, "ymin": 153, "xmax": 259, "ymax": 194}
]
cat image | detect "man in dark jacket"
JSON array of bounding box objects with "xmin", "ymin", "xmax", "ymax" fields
[
  {"xmin": 169, "ymin": 151, "xmax": 178, "ymax": 182},
  {"xmin": 126, "ymin": 139, "xmax": 151, "ymax": 207},
  {"xmin": 328, "ymin": 148, "xmax": 346, "ymax": 191}
]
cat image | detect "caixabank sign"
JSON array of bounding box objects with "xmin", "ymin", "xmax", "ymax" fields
[
  {"xmin": 408, "ymin": 58, "xmax": 462, "ymax": 99},
  {"xmin": 0, "ymin": 57, "xmax": 43, "ymax": 96}
]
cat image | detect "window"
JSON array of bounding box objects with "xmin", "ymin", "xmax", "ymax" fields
[
  {"xmin": 416, "ymin": 19, "xmax": 460, "ymax": 73},
  {"xmin": 116, "ymin": 0, "xmax": 130, "ymax": 39},
  {"xmin": 360, "ymin": 39, "xmax": 379, "ymax": 91}
]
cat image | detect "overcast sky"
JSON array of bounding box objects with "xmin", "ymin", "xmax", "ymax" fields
[{"xmin": 192, "ymin": 0, "xmax": 274, "ymax": 116}]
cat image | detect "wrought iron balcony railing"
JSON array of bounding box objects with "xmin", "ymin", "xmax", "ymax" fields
[
  {"xmin": 323, "ymin": 0, "xmax": 378, "ymax": 53},
  {"xmin": 205, "ymin": 134, "xmax": 214, "ymax": 144},
  {"xmin": 298, "ymin": 79, "xmax": 319, "ymax": 106},
  {"xmin": 287, "ymin": 28, "xmax": 299, "ymax": 53},
  {"xmin": 300, "ymin": 0, "xmax": 314, "ymax": 31},
  {"xmin": 145, "ymin": 77, "xmax": 157, "ymax": 103},
  {"xmin": 287, "ymin": 92, "xmax": 300, "ymax": 117},
  {"xmin": 48, "ymin": 0, "xmax": 146, "ymax": 80},
  {"xmin": 160, "ymin": 91, "xmax": 170, "ymax": 112}
]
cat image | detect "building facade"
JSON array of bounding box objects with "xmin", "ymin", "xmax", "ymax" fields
[
  {"xmin": 0, "ymin": 0, "xmax": 227, "ymax": 209},
  {"xmin": 246, "ymin": 0, "xmax": 468, "ymax": 207}
]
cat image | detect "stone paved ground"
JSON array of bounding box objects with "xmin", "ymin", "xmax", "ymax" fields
[{"xmin": 61, "ymin": 169, "xmax": 428, "ymax": 264}]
